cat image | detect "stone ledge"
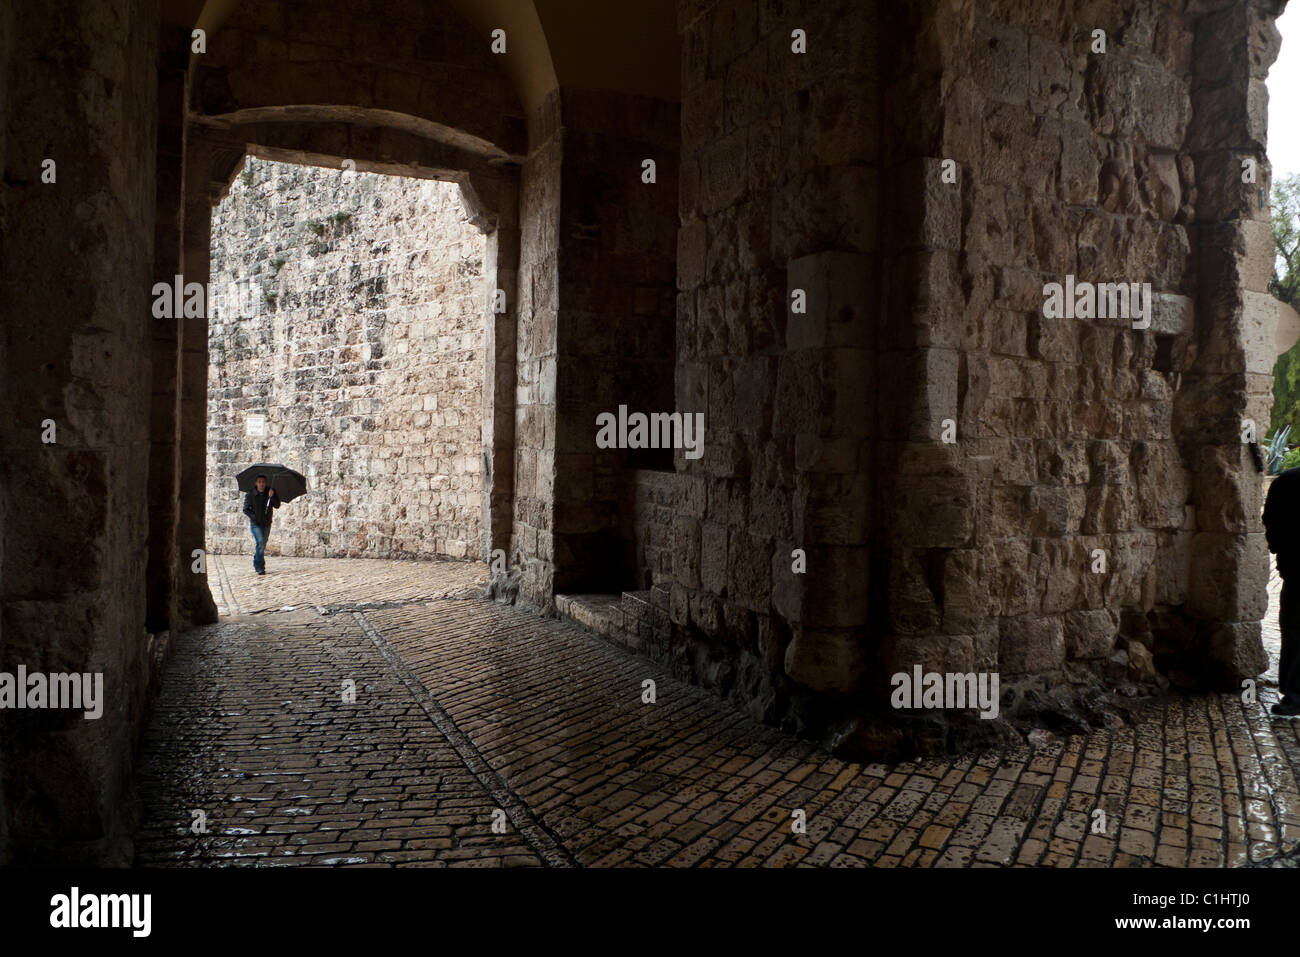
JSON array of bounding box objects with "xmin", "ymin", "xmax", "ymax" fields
[{"xmin": 555, "ymin": 591, "xmax": 674, "ymax": 654}]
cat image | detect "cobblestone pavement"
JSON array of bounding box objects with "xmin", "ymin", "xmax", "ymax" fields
[
  {"xmin": 1263, "ymin": 562, "xmax": 1283, "ymax": 680},
  {"xmin": 136, "ymin": 553, "xmax": 1300, "ymax": 867}
]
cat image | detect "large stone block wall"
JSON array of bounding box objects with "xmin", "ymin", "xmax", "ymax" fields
[
  {"xmin": 876, "ymin": 0, "xmax": 1278, "ymax": 733},
  {"xmin": 633, "ymin": 469, "xmax": 677, "ymax": 590},
  {"xmin": 0, "ymin": 0, "xmax": 159, "ymax": 865},
  {"xmin": 510, "ymin": 87, "xmax": 679, "ymax": 606},
  {"xmin": 670, "ymin": 0, "xmax": 883, "ymax": 728},
  {"xmin": 659, "ymin": 0, "xmax": 1281, "ymax": 753},
  {"xmin": 205, "ymin": 157, "xmax": 486, "ymax": 560},
  {"xmin": 0, "ymin": 0, "xmax": 1285, "ymax": 866},
  {"xmin": 1172, "ymin": 0, "xmax": 1279, "ymax": 683},
  {"xmin": 880, "ymin": 2, "xmax": 1201, "ymax": 695},
  {"xmin": 146, "ymin": 24, "xmax": 189, "ymax": 645},
  {"xmin": 481, "ymin": 181, "xmax": 521, "ymax": 562}
]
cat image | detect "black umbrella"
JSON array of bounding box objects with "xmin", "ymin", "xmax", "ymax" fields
[{"xmin": 235, "ymin": 463, "xmax": 308, "ymax": 503}]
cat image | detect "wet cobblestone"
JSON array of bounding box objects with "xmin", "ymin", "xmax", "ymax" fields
[{"xmin": 136, "ymin": 554, "xmax": 1300, "ymax": 867}]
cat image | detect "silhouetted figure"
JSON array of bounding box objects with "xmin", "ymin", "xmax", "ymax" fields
[
  {"xmin": 242, "ymin": 474, "xmax": 281, "ymax": 575},
  {"xmin": 1263, "ymin": 467, "xmax": 1300, "ymax": 717}
]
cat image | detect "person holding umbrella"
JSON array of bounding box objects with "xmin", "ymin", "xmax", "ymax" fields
[
  {"xmin": 242, "ymin": 474, "xmax": 281, "ymax": 575},
  {"xmin": 236, "ymin": 463, "xmax": 308, "ymax": 576}
]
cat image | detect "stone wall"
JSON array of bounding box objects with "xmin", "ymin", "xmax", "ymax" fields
[
  {"xmin": 873, "ymin": 0, "xmax": 1278, "ymax": 745},
  {"xmin": 1174, "ymin": 1, "xmax": 1279, "ymax": 685},
  {"xmin": 0, "ymin": 0, "xmax": 1286, "ymax": 865},
  {"xmin": 0, "ymin": 0, "xmax": 158, "ymax": 865},
  {"xmin": 632, "ymin": 469, "xmax": 676, "ymax": 590},
  {"xmin": 658, "ymin": 0, "xmax": 1281, "ymax": 756},
  {"xmin": 190, "ymin": 0, "xmax": 525, "ymax": 161},
  {"xmin": 205, "ymin": 157, "xmax": 486, "ymax": 560},
  {"xmin": 669, "ymin": 0, "xmax": 884, "ymax": 730},
  {"xmin": 146, "ymin": 23, "xmax": 189, "ymax": 648},
  {"xmin": 507, "ymin": 88, "xmax": 680, "ymax": 606}
]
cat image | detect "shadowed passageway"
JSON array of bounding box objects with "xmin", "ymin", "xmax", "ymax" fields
[
  {"xmin": 135, "ymin": 556, "xmax": 1300, "ymax": 868},
  {"xmin": 5, "ymin": 0, "xmax": 1293, "ymax": 870}
]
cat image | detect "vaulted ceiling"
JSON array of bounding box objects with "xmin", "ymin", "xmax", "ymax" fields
[{"xmin": 159, "ymin": 0, "xmax": 679, "ymax": 113}]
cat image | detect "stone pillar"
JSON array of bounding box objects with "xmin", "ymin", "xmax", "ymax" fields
[
  {"xmin": 1170, "ymin": 0, "xmax": 1279, "ymax": 686},
  {"xmin": 778, "ymin": 252, "xmax": 878, "ymax": 696},
  {"xmin": 0, "ymin": 0, "xmax": 158, "ymax": 864},
  {"xmin": 482, "ymin": 176, "xmax": 519, "ymax": 562},
  {"xmin": 175, "ymin": 140, "xmax": 221, "ymax": 631},
  {"xmin": 511, "ymin": 91, "xmax": 562, "ymax": 608},
  {"xmin": 667, "ymin": 0, "xmax": 886, "ymax": 733},
  {"xmin": 875, "ymin": 150, "xmax": 981, "ymax": 697},
  {"xmin": 146, "ymin": 25, "xmax": 189, "ymax": 649}
]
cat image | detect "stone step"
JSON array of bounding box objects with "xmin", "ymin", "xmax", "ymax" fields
[
  {"xmin": 555, "ymin": 588, "xmax": 672, "ymax": 654},
  {"xmin": 554, "ymin": 594, "xmax": 621, "ymax": 637},
  {"xmin": 556, "ymin": 591, "xmax": 666, "ymax": 653}
]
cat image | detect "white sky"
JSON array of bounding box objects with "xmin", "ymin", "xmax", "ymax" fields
[{"xmin": 1270, "ymin": 4, "xmax": 1300, "ymax": 179}]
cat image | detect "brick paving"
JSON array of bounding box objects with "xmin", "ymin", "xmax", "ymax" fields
[{"xmin": 136, "ymin": 553, "xmax": 1300, "ymax": 867}]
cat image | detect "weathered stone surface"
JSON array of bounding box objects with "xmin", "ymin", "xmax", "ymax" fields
[
  {"xmin": 553, "ymin": 88, "xmax": 680, "ymax": 595},
  {"xmin": 1126, "ymin": 640, "xmax": 1158, "ymax": 682},
  {"xmin": 999, "ymin": 615, "xmax": 1066, "ymax": 676},
  {"xmin": 1207, "ymin": 620, "xmax": 1269, "ymax": 681},
  {"xmin": 1064, "ymin": 609, "xmax": 1120, "ymax": 660},
  {"xmin": 883, "ymin": 632, "xmax": 976, "ymax": 678},
  {"xmin": 1241, "ymin": 219, "xmax": 1276, "ymax": 294},
  {"xmin": 783, "ymin": 626, "xmax": 867, "ymax": 694},
  {"xmin": 939, "ymin": 549, "xmax": 990, "ymax": 635},
  {"xmin": 1, "ymin": 0, "xmax": 159, "ymax": 866},
  {"xmin": 1243, "ymin": 290, "xmax": 1280, "ymax": 375},
  {"xmin": 897, "ymin": 471, "xmax": 973, "ymax": 549},
  {"xmin": 1150, "ymin": 293, "xmax": 1192, "ymax": 335},
  {"xmin": 1086, "ymin": 55, "xmax": 1190, "ymax": 150},
  {"xmin": 1186, "ymin": 532, "xmax": 1270, "ymax": 622},
  {"xmin": 511, "ymin": 97, "xmax": 561, "ymax": 609}
]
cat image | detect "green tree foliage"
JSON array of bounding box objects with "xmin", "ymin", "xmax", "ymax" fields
[
  {"xmin": 1270, "ymin": 173, "xmax": 1300, "ymax": 437},
  {"xmin": 1273, "ymin": 174, "xmax": 1300, "ymax": 308}
]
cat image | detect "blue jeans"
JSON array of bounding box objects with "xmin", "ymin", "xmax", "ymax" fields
[{"xmin": 250, "ymin": 521, "xmax": 270, "ymax": 572}]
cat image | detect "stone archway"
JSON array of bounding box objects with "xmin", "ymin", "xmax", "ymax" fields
[
  {"xmin": 159, "ymin": 122, "xmax": 520, "ymax": 632},
  {"xmin": 150, "ymin": 0, "xmax": 528, "ymax": 636}
]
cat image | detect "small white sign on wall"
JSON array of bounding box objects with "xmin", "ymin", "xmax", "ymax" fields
[{"xmin": 246, "ymin": 414, "xmax": 266, "ymax": 437}]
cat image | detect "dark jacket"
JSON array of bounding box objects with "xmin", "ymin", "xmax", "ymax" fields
[
  {"xmin": 1264, "ymin": 468, "xmax": 1300, "ymax": 579},
  {"xmin": 242, "ymin": 486, "xmax": 281, "ymax": 528}
]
